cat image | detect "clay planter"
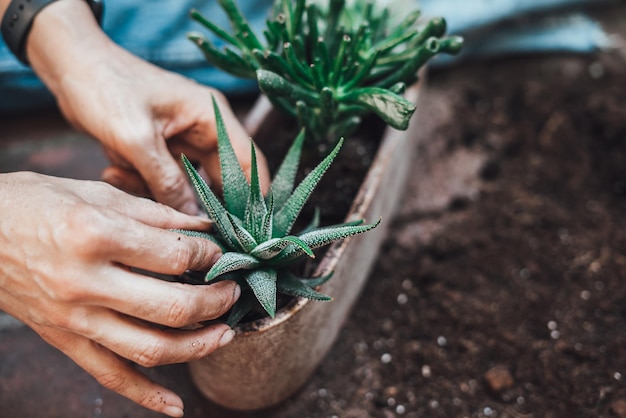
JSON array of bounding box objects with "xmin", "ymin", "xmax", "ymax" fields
[{"xmin": 188, "ymin": 82, "xmax": 422, "ymax": 411}]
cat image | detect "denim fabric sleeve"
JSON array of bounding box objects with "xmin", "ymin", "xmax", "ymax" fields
[
  {"xmin": 0, "ymin": 0, "xmax": 613, "ymax": 113},
  {"xmin": 0, "ymin": 0, "xmax": 273, "ymax": 113}
]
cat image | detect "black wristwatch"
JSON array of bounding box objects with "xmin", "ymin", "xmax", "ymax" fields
[{"xmin": 1, "ymin": 0, "xmax": 104, "ymax": 66}]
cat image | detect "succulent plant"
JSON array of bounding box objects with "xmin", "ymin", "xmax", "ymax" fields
[
  {"xmin": 188, "ymin": 0, "xmax": 463, "ymax": 142},
  {"xmin": 177, "ymin": 98, "xmax": 379, "ymax": 325}
]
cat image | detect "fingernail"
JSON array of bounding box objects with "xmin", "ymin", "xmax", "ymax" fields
[
  {"xmin": 219, "ymin": 329, "xmax": 236, "ymax": 348},
  {"xmin": 233, "ymin": 284, "xmax": 241, "ymax": 302},
  {"xmin": 163, "ymin": 405, "xmax": 184, "ymax": 417}
]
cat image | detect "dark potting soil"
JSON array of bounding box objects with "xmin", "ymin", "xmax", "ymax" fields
[{"xmin": 267, "ymin": 55, "xmax": 626, "ymax": 417}]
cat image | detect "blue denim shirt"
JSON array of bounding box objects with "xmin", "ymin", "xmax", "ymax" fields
[
  {"xmin": 0, "ymin": 0, "xmax": 609, "ymax": 113},
  {"xmin": 0, "ymin": 0, "xmax": 273, "ymax": 112}
]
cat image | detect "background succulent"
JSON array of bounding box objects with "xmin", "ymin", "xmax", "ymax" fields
[
  {"xmin": 188, "ymin": 0, "xmax": 463, "ymax": 143},
  {"xmin": 177, "ymin": 98, "xmax": 379, "ymax": 325}
]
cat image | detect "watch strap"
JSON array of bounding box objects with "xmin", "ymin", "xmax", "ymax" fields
[{"xmin": 1, "ymin": 0, "xmax": 104, "ymax": 66}]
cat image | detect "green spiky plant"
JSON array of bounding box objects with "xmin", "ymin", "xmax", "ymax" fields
[
  {"xmin": 177, "ymin": 97, "xmax": 379, "ymax": 325},
  {"xmin": 188, "ymin": 0, "xmax": 463, "ymax": 143}
]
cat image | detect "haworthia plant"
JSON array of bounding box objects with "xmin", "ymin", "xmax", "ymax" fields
[
  {"xmin": 177, "ymin": 97, "xmax": 379, "ymax": 325},
  {"xmin": 188, "ymin": 0, "xmax": 463, "ymax": 142}
]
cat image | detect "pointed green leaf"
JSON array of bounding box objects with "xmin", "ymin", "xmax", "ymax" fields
[
  {"xmin": 317, "ymin": 219, "xmax": 365, "ymax": 229},
  {"xmin": 226, "ymin": 213, "xmax": 257, "ymax": 252},
  {"xmin": 188, "ymin": 34, "xmax": 256, "ymax": 79},
  {"xmin": 250, "ymin": 236, "xmax": 313, "ymax": 260},
  {"xmin": 330, "ymin": 35, "xmax": 350, "ymax": 87},
  {"xmin": 270, "ymin": 128, "xmax": 305, "ymax": 211},
  {"xmin": 373, "ymin": 37, "xmax": 440, "ymax": 88},
  {"xmin": 290, "ymin": 0, "xmax": 306, "ymax": 37},
  {"xmin": 217, "ymin": 0, "xmax": 264, "ymax": 50},
  {"xmin": 273, "ymin": 138, "xmax": 344, "ymax": 237},
  {"xmin": 205, "ymin": 252, "xmax": 261, "ymax": 282},
  {"xmin": 263, "ymin": 28, "xmax": 279, "ymax": 50},
  {"xmin": 319, "ymin": 87, "xmax": 334, "ymax": 124},
  {"xmin": 309, "ymin": 61, "xmax": 325, "ymax": 91},
  {"xmin": 303, "ymin": 271, "xmax": 334, "ymax": 288},
  {"xmin": 190, "ymin": 9, "xmax": 240, "ymax": 47},
  {"xmin": 181, "ymin": 154, "xmax": 243, "ymax": 252},
  {"xmin": 252, "ymin": 49, "xmax": 310, "ymax": 87},
  {"xmin": 226, "ymin": 289, "xmax": 257, "ymax": 327},
  {"xmin": 257, "ymin": 70, "xmax": 319, "ymax": 106},
  {"xmin": 246, "ymin": 268, "xmax": 277, "ymax": 318},
  {"xmin": 375, "ymin": 29, "xmax": 417, "ymax": 55},
  {"xmin": 212, "ymin": 96, "xmax": 250, "ymax": 219},
  {"xmin": 342, "ymin": 49, "xmax": 378, "ymax": 91},
  {"xmin": 305, "ymin": 3, "xmax": 319, "ymax": 49},
  {"xmin": 340, "ymin": 87, "xmax": 416, "ymax": 130},
  {"xmin": 439, "ymin": 36, "xmax": 464, "ymax": 55},
  {"xmin": 304, "ymin": 218, "xmax": 380, "ymax": 248},
  {"xmin": 412, "ymin": 17, "xmax": 447, "ymax": 46},
  {"xmin": 300, "ymin": 218, "xmax": 381, "ymax": 250},
  {"xmin": 277, "ymin": 271, "xmax": 332, "ymax": 301},
  {"xmin": 388, "ymin": 9, "xmax": 421, "ymax": 38},
  {"xmin": 275, "ymin": 218, "xmax": 381, "ymax": 264},
  {"xmin": 313, "ymin": 38, "xmax": 331, "ymax": 81},
  {"xmin": 244, "ymin": 142, "xmax": 267, "ymax": 242},
  {"xmin": 284, "ymin": 42, "xmax": 313, "ymax": 84},
  {"xmin": 260, "ymin": 192, "xmax": 274, "ymax": 243}
]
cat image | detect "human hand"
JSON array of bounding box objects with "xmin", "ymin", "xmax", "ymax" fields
[
  {"xmin": 0, "ymin": 172, "xmax": 239, "ymax": 417},
  {"xmin": 25, "ymin": 0, "xmax": 270, "ymax": 215}
]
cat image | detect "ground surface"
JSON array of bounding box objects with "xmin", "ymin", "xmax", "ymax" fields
[{"xmin": 1, "ymin": 4, "xmax": 626, "ymax": 418}]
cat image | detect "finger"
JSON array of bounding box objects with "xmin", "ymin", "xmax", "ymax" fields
[
  {"xmin": 175, "ymin": 130, "xmax": 271, "ymax": 195},
  {"xmin": 89, "ymin": 271, "xmax": 240, "ymax": 328},
  {"xmin": 76, "ymin": 186, "xmax": 209, "ymax": 230},
  {"xmin": 163, "ymin": 95, "xmax": 271, "ymax": 193},
  {"xmin": 66, "ymin": 307, "xmax": 235, "ymax": 367},
  {"xmin": 101, "ymin": 165, "xmax": 152, "ymax": 198},
  {"xmin": 126, "ymin": 132, "xmax": 199, "ymax": 215},
  {"xmin": 92, "ymin": 214, "xmax": 219, "ymax": 273},
  {"xmin": 34, "ymin": 325, "xmax": 186, "ymax": 417}
]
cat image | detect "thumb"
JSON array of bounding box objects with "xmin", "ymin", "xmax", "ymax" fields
[{"xmin": 134, "ymin": 144, "xmax": 199, "ymax": 215}]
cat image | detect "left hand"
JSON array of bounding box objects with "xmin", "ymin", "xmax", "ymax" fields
[
  {"xmin": 26, "ymin": 0, "xmax": 270, "ymax": 214},
  {"xmin": 64, "ymin": 48, "xmax": 269, "ymax": 214}
]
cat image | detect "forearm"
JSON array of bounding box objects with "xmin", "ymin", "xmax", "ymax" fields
[{"xmin": 26, "ymin": 0, "xmax": 112, "ymax": 97}]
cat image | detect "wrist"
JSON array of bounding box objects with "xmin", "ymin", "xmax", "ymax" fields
[{"xmin": 25, "ymin": 0, "xmax": 109, "ymax": 96}]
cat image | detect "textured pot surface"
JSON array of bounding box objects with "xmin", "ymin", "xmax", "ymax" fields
[{"xmin": 189, "ymin": 83, "xmax": 422, "ymax": 411}]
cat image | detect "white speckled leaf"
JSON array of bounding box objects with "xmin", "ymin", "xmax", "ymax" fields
[
  {"xmin": 213, "ymin": 96, "xmax": 250, "ymax": 219},
  {"xmin": 273, "ymin": 138, "xmax": 344, "ymax": 237},
  {"xmin": 246, "ymin": 268, "xmax": 277, "ymax": 318},
  {"xmin": 205, "ymin": 252, "xmax": 260, "ymax": 282}
]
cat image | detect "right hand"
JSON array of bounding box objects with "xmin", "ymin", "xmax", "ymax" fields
[{"xmin": 0, "ymin": 172, "xmax": 239, "ymax": 417}]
